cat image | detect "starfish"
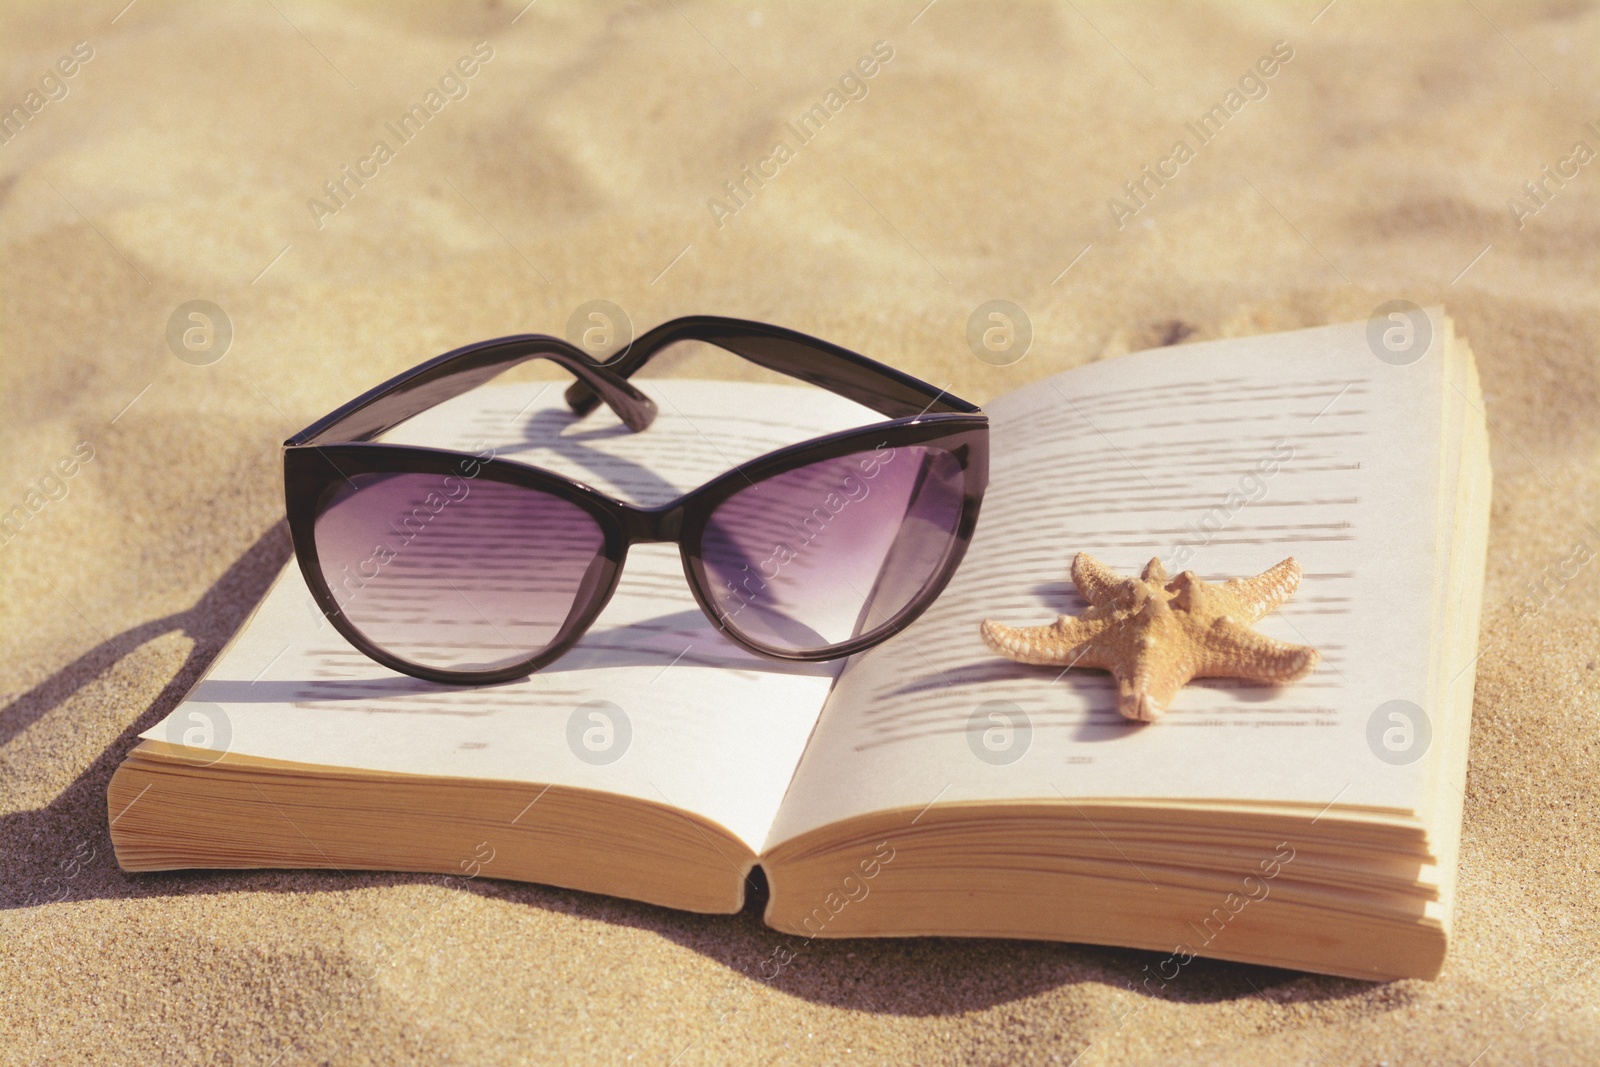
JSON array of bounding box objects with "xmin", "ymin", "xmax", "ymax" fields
[{"xmin": 979, "ymin": 553, "xmax": 1320, "ymax": 723}]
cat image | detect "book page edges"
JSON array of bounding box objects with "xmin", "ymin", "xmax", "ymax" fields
[
  {"xmin": 756, "ymin": 798, "xmax": 1448, "ymax": 981},
  {"xmin": 109, "ymin": 739, "xmax": 756, "ymax": 914},
  {"xmin": 1418, "ymin": 325, "xmax": 1492, "ymax": 951}
]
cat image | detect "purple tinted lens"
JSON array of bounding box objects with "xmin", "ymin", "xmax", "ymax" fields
[
  {"xmin": 700, "ymin": 444, "xmax": 965, "ymax": 653},
  {"xmin": 313, "ymin": 473, "xmax": 606, "ymax": 673}
]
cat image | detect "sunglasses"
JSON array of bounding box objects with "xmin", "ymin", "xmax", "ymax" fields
[{"xmin": 283, "ymin": 316, "xmax": 989, "ymax": 684}]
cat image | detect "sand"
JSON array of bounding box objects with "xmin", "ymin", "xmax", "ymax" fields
[{"xmin": 2, "ymin": 0, "xmax": 1598, "ymax": 1062}]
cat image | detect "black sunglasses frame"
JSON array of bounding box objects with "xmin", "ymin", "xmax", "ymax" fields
[{"xmin": 284, "ymin": 316, "xmax": 989, "ymax": 685}]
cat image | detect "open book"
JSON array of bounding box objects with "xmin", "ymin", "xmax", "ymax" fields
[{"xmin": 109, "ymin": 310, "xmax": 1488, "ymax": 981}]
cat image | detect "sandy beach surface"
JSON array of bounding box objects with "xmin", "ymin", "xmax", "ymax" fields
[{"xmin": 2, "ymin": 1, "xmax": 1598, "ymax": 1063}]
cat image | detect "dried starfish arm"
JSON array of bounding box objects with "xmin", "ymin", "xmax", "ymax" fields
[
  {"xmin": 1192, "ymin": 618, "xmax": 1320, "ymax": 682},
  {"xmin": 1112, "ymin": 666, "xmax": 1188, "ymax": 724},
  {"xmin": 1217, "ymin": 558, "xmax": 1304, "ymax": 623},
  {"xmin": 979, "ymin": 615, "xmax": 1112, "ymax": 669},
  {"xmin": 1140, "ymin": 558, "xmax": 1169, "ymax": 583},
  {"xmin": 1070, "ymin": 552, "xmax": 1123, "ymax": 607}
]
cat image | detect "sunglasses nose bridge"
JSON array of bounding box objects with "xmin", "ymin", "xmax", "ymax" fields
[{"xmin": 623, "ymin": 502, "xmax": 685, "ymax": 545}]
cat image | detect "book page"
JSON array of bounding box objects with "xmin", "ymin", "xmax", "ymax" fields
[
  {"xmin": 766, "ymin": 313, "xmax": 1453, "ymax": 849},
  {"xmin": 141, "ymin": 378, "xmax": 885, "ymax": 854}
]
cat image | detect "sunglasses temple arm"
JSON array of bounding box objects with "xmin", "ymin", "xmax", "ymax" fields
[
  {"xmin": 563, "ymin": 316, "xmax": 977, "ymax": 421},
  {"xmin": 555, "ymin": 353, "xmax": 658, "ymax": 431},
  {"xmin": 289, "ymin": 343, "xmax": 657, "ymax": 446}
]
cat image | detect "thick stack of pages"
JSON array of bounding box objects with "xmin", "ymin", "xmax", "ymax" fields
[{"xmin": 111, "ymin": 310, "xmax": 1489, "ymax": 980}]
